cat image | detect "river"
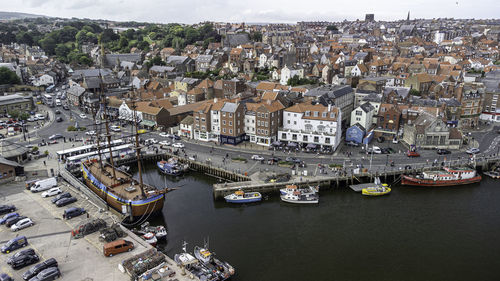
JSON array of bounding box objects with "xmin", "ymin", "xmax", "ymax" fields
[{"xmin": 135, "ymin": 164, "xmax": 500, "ymax": 281}]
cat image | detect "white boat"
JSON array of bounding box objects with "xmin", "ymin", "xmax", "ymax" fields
[
  {"xmin": 280, "ymin": 190, "xmax": 319, "ymax": 204},
  {"xmin": 194, "ymin": 243, "xmax": 235, "ymax": 280},
  {"xmin": 279, "ymin": 184, "xmax": 319, "ymax": 195},
  {"xmin": 174, "ymin": 241, "xmax": 220, "ymax": 281},
  {"xmin": 224, "ymin": 191, "xmax": 262, "ymax": 203},
  {"xmin": 143, "ymin": 232, "xmax": 157, "ymax": 247}
]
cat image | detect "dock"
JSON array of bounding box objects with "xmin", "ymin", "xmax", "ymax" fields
[{"xmin": 349, "ymin": 183, "xmax": 377, "ymax": 192}]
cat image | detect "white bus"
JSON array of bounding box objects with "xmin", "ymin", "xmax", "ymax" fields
[
  {"xmin": 42, "ymin": 94, "xmax": 54, "ymax": 107},
  {"xmin": 56, "ymin": 139, "xmax": 124, "ymax": 160},
  {"xmin": 65, "ymin": 144, "xmax": 135, "ymax": 170}
]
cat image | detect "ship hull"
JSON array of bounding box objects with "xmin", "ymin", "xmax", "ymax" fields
[
  {"xmin": 401, "ymin": 175, "xmax": 482, "ymax": 186},
  {"xmin": 82, "ymin": 165, "xmax": 164, "ymax": 219}
]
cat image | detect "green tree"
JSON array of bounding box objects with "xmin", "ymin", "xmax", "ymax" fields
[
  {"xmin": 55, "ymin": 44, "xmax": 71, "ymax": 61},
  {"xmin": 16, "ymin": 31, "xmax": 34, "ymax": 45},
  {"xmin": 0, "ymin": 67, "xmax": 21, "ymax": 85},
  {"xmin": 326, "ymin": 25, "xmax": 338, "ymax": 31},
  {"xmin": 100, "ymin": 28, "xmax": 119, "ymax": 43},
  {"xmin": 39, "ymin": 36, "xmax": 57, "ymax": 55},
  {"xmin": 409, "ymin": 89, "xmax": 421, "ymax": 96},
  {"xmin": 20, "ymin": 112, "xmax": 30, "ymax": 121}
]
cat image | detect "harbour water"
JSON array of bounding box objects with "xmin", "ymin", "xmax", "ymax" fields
[{"xmin": 136, "ymin": 164, "xmax": 500, "ymax": 281}]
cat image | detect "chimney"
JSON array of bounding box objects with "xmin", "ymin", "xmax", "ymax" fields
[
  {"xmin": 328, "ymin": 103, "xmax": 332, "ymax": 112},
  {"xmin": 214, "ymin": 98, "xmax": 218, "ymax": 104},
  {"xmin": 267, "ymin": 99, "xmax": 272, "ymax": 105}
]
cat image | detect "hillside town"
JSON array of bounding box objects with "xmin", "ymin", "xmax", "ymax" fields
[{"xmin": 1, "ymin": 15, "xmax": 499, "ymax": 152}]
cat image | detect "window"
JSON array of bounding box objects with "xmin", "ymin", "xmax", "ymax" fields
[
  {"xmin": 229, "ymin": 113, "xmax": 233, "ymax": 117},
  {"xmin": 303, "ymin": 135, "xmax": 308, "ymax": 141},
  {"xmin": 223, "ymin": 120, "xmax": 226, "ymax": 125},
  {"xmin": 229, "ymin": 129, "xmax": 233, "ymax": 134},
  {"xmin": 356, "ymin": 110, "xmax": 362, "ymax": 116},
  {"xmin": 282, "ymin": 133, "xmax": 287, "ymax": 139},
  {"xmin": 223, "ymin": 128, "xmax": 226, "ymax": 133},
  {"xmin": 325, "ymin": 137, "xmax": 330, "ymax": 144},
  {"xmin": 265, "ymin": 122, "xmax": 268, "ymax": 127},
  {"xmin": 287, "ymin": 120, "xmax": 290, "ymax": 124},
  {"xmin": 314, "ymin": 111, "xmax": 319, "ymax": 117},
  {"xmin": 305, "ymin": 124, "xmax": 313, "ymax": 131},
  {"xmin": 229, "ymin": 121, "xmax": 232, "ymax": 126},
  {"xmin": 314, "ymin": 136, "xmax": 319, "ymax": 143},
  {"xmin": 292, "ymin": 134, "xmax": 297, "ymax": 140},
  {"xmin": 223, "ymin": 112, "xmax": 226, "ymax": 117},
  {"xmin": 330, "ymin": 113, "xmax": 335, "ymax": 118},
  {"xmin": 294, "ymin": 121, "xmax": 297, "ymax": 125},
  {"xmin": 305, "ymin": 111, "xmax": 310, "ymax": 116},
  {"xmin": 265, "ymin": 113, "xmax": 269, "ymax": 118}
]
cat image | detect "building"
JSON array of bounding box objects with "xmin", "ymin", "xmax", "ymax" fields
[
  {"xmin": 402, "ymin": 111, "xmax": 462, "ymax": 149},
  {"xmin": 345, "ymin": 123, "xmax": 366, "ymax": 144},
  {"xmin": 0, "ymin": 157, "xmax": 23, "ymax": 183},
  {"xmin": 459, "ymin": 83, "xmax": 483, "ymax": 128},
  {"xmin": 304, "ymin": 85, "xmax": 354, "ymax": 125},
  {"xmin": 245, "ymin": 100, "xmax": 285, "ymax": 146},
  {"xmin": 179, "ymin": 115, "xmax": 194, "ymax": 139},
  {"xmin": 350, "ymin": 102, "xmax": 375, "ymax": 131},
  {"xmin": 365, "ymin": 14, "xmax": 375, "ymax": 22},
  {"xmin": 193, "ymin": 99, "xmax": 225, "ymax": 142},
  {"xmin": 0, "ymin": 94, "xmax": 34, "ymax": 114},
  {"xmin": 279, "ymin": 65, "xmax": 304, "ymax": 85},
  {"xmin": 0, "ymin": 141, "xmax": 29, "ymax": 163},
  {"xmin": 480, "ymin": 70, "xmax": 500, "ymax": 122},
  {"xmin": 219, "ymin": 102, "xmax": 245, "ymax": 145},
  {"xmin": 136, "ymin": 103, "xmax": 170, "ymax": 129},
  {"xmin": 278, "ymin": 101, "xmax": 342, "ymax": 151}
]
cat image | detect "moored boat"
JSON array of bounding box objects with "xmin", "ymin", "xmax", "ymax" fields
[
  {"xmin": 224, "ymin": 191, "xmax": 262, "ymax": 203},
  {"xmin": 402, "ymin": 166, "xmax": 481, "ymax": 187},
  {"xmin": 194, "ymin": 244, "xmax": 235, "ymax": 280},
  {"xmin": 174, "ymin": 241, "xmax": 220, "ymax": 281},
  {"xmin": 143, "ymin": 232, "xmax": 157, "ymax": 247},
  {"xmin": 362, "ymin": 183, "xmax": 391, "ymax": 196},
  {"xmin": 280, "ymin": 188, "xmax": 319, "ymax": 204},
  {"xmin": 484, "ymin": 170, "xmax": 500, "ymax": 179},
  {"xmin": 279, "ymin": 184, "xmax": 319, "ymax": 195},
  {"xmin": 157, "ymin": 158, "xmax": 188, "ymax": 176}
]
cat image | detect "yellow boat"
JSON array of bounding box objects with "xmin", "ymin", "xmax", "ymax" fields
[{"xmin": 362, "ymin": 183, "xmax": 391, "ymax": 196}]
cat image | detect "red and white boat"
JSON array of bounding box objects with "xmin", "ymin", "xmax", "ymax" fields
[
  {"xmin": 402, "ymin": 167, "xmax": 481, "ymax": 187},
  {"xmin": 143, "ymin": 232, "xmax": 157, "ymax": 247}
]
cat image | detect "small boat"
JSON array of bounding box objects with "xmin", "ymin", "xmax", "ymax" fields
[
  {"xmin": 143, "ymin": 232, "xmax": 157, "ymax": 247},
  {"xmin": 224, "ymin": 191, "xmax": 262, "ymax": 203},
  {"xmin": 157, "ymin": 158, "xmax": 189, "ymax": 176},
  {"xmin": 362, "ymin": 184, "xmax": 391, "ymax": 196},
  {"xmin": 194, "ymin": 243, "xmax": 235, "ymax": 280},
  {"xmin": 174, "ymin": 241, "xmax": 220, "ymax": 281},
  {"xmin": 154, "ymin": 226, "xmax": 167, "ymax": 240},
  {"xmin": 280, "ymin": 189, "xmax": 319, "ymax": 204},
  {"xmin": 484, "ymin": 170, "xmax": 500, "ymax": 179},
  {"xmin": 118, "ymin": 165, "xmax": 130, "ymax": 172},
  {"xmin": 279, "ymin": 184, "xmax": 319, "ymax": 195}
]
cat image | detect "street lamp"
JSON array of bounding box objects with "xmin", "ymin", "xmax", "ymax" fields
[{"xmin": 386, "ymin": 154, "xmax": 389, "ymax": 166}]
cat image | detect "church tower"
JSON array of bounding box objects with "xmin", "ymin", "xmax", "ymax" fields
[{"xmin": 407, "ymin": 11, "xmax": 410, "ymax": 22}]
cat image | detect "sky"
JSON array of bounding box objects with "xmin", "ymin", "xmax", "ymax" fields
[{"xmin": 4, "ymin": 0, "xmax": 500, "ymax": 24}]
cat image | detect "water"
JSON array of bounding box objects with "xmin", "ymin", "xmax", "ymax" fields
[{"xmin": 136, "ymin": 164, "xmax": 500, "ymax": 281}]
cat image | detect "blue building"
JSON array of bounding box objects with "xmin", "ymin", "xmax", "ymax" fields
[{"xmin": 346, "ymin": 123, "xmax": 366, "ymax": 144}]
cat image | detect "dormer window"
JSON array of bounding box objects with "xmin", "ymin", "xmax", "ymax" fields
[
  {"xmin": 314, "ymin": 111, "xmax": 319, "ymax": 117},
  {"xmin": 305, "ymin": 111, "xmax": 310, "ymax": 116},
  {"xmin": 330, "ymin": 113, "xmax": 336, "ymax": 118}
]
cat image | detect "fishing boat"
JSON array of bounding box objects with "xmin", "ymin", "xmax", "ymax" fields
[
  {"xmin": 194, "ymin": 243, "xmax": 235, "ymax": 281},
  {"xmin": 81, "ymin": 98, "xmax": 165, "ymax": 220},
  {"xmin": 224, "ymin": 191, "xmax": 262, "ymax": 203},
  {"xmin": 157, "ymin": 158, "xmax": 189, "ymax": 176},
  {"xmin": 362, "ymin": 177, "xmax": 391, "ymax": 196},
  {"xmin": 118, "ymin": 165, "xmax": 130, "ymax": 172},
  {"xmin": 484, "ymin": 170, "xmax": 500, "ymax": 179},
  {"xmin": 280, "ymin": 188, "xmax": 319, "ymax": 204},
  {"xmin": 133, "ymin": 222, "xmax": 167, "ymax": 240},
  {"xmin": 279, "ymin": 184, "xmax": 319, "ymax": 195},
  {"xmin": 174, "ymin": 242, "xmax": 219, "ymax": 281},
  {"xmin": 401, "ymin": 166, "xmax": 481, "ymax": 187},
  {"xmin": 143, "ymin": 232, "xmax": 157, "ymax": 247}
]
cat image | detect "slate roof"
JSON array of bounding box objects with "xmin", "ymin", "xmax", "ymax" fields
[
  {"xmin": 359, "ymin": 102, "xmax": 375, "ymax": 113},
  {"xmin": 105, "ymin": 53, "xmax": 141, "ymax": 67},
  {"xmin": 221, "ymin": 102, "xmax": 238, "ymax": 113},
  {"xmin": 305, "ymin": 85, "xmax": 353, "ymax": 99}
]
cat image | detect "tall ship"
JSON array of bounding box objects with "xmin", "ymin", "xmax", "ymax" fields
[
  {"xmin": 401, "ymin": 167, "xmax": 482, "ymax": 187},
  {"xmin": 81, "ymin": 94, "xmax": 165, "ymax": 219}
]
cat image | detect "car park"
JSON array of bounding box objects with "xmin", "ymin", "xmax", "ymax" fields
[
  {"xmin": 466, "ymin": 148, "xmax": 480, "ymax": 154},
  {"xmin": 251, "ymin": 155, "xmax": 264, "ymax": 161},
  {"xmin": 11, "ymin": 218, "xmax": 34, "ymax": 232},
  {"xmin": 55, "ymin": 197, "xmax": 77, "ymax": 207},
  {"xmin": 0, "ymin": 205, "xmax": 16, "ymax": 215},
  {"xmin": 437, "ymin": 149, "xmax": 451, "ymax": 155},
  {"xmin": 0, "ymin": 213, "xmax": 19, "ymax": 225},
  {"xmin": 41, "ymin": 187, "xmax": 62, "ymax": 198},
  {"xmin": 29, "ymin": 266, "xmax": 61, "ymax": 281},
  {"xmin": 1, "ymin": 236, "xmax": 28, "ymax": 253},
  {"xmin": 8, "ymin": 252, "xmax": 39, "ymax": 270},
  {"xmin": 172, "ymin": 143, "xmax": 184, "ymax": 148},
  {"xmin": 22, "ymin": 258, "xmax": 58, "ymax": 280},
  {"xmin": 51, "ymin": 193, "xmax": 71, "ymax": 204},
  {"xmin": 63, "ymin": 207, "xmax": 85, "ymax": 219},
  {"xmin": 103, "ymin": 240, "xmax": 134, "ymax": 257}
]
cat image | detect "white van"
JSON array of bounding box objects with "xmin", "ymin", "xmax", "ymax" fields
[
  {"xmin": 30, "ymin": 177, "xmax": 57, "ymax": 193},
  {"xmin": 55, "ymin": 99, "xmax": 62, "ymax": 106},
  {"xmin": 367, "ymin": 146, "xmax": 382, "ymax": 154}
]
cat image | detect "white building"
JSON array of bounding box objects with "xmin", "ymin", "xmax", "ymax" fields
[
  {"xmin": 33, "ymin": 74, "xmax": 54, "ymax": 87},
  {"xmin": 278, "ymin": 101, "xmax": 342, "ymax": 151},
  {"xmin": 350, "ymin": 102, "xmax": 375, "ymax": 130},
  {"xmin": 280, "ymin": 65, "xmax": 304, "ymax": 85},
  {"xmin": 118, "ymin": 101, "xmax": 142, "ymax": 122}
]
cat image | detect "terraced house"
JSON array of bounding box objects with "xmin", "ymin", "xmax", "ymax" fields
[{"xmin": 245, "ymin": 100, "xmax": 285, "ymax": 146}]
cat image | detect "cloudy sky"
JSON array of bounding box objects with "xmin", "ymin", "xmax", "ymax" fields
[{"xmin": 4, "ymin": 0, "xmax": 500, "ymax": 23}]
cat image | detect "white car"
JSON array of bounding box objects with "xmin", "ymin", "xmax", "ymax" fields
[
  {"xmin": 110, "ymin": 125, "xmax": 121, "ymax": 132},
  {"xmin": 466, "ymin": 148, "xmax": 480, "ymax": 154},
  {"xmin": 251, "ymin": 155, "xmax": 265, "ymax": 161},
  {"xmin": 11, "ymin": 218, "xmax": 34, "ymax": 232},
  {"xmin": 159, "ymin": 132, "xmax": 169, "ymax": 138},
  {"xmin": 86, "ymin": 130, "xmax": 96, "ymax": 136},
  {"xmin": 79, "ymin": 114, "xmax": 87, "ymax": 119},
  {"xmin": 159, "ymin": 140, "xmax": 171, "ymax": 146},
  {"xmin": 35, "ymin": 114, "xmax": 45, "ymax": 120},
  {"xmin": 172, "ymin": 143, "xmax": 184, "ymax": 148},
  {"xmin": 27, "ymin": 117, "xmax": 36, "ymax": 122},
  {"xmin": 41, "ymin": 187, "xmax": 62, "ymax": 198}
]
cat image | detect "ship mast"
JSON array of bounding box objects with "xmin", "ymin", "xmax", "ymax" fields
[
  {"xmin": 102, "ymin": 90, "xmax": 116, "ymax": 180},
  {"xmin": 92, "ymin": 97, "xmax": 103, "ymax": 170},
  {"xmin": 131, "ymin": 98, "xmax": 146, "ymax": 198}
]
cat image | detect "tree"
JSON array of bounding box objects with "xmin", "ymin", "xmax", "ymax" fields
[
  {"xmin": 39, "ymin": 36, "xmax": 57, "ymax": 55},
  {"xmin": 326, "ymin": 25, "xmax": 338, "ymax": 32},
  {"xmin": 16, "ymin": 31, "xmax": 34, "ymax": 45},
  {"xmin": 100, "ymin": 28, "xmax": 119, "ymax": 43},
  {"xmin": 0, "ymin": 67, "xmax": 21, "ymax": 85},
  {"xmin": 55, "ymin": 44, "xmax": 71, "ymax": 61},
  {"xmin": 250, "ymin": 31, "xmax": 262, "ymax": 42},
  {"xmin": 409, "ymin": 89, "xmax": 421, "ymax": 96}
]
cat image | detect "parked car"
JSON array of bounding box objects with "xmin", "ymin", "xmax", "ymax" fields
[
  {"xmin": 0, "ymin": 213, "xmax": 19, "ymax": 225},
  {"xmin": 103, "ymin": 239, "xmax": 134, "ymax": 257},
  {"xmin": 29, "ymin": 266, "xmax": 61, "ymax": 281},
  {"xmin": 466, "ymin": 148, "xmax": 480, "ymax": 154},
  {"xmin": 5, "ymin": 216, "xmax": 27, "ymax": 228},
  {"xmin": 267, "ymin": 157, "xmax": 281, "ymax": 164},
  {"xmin": 11, "ymin": 218, "xmax": 34, "ymax": 232},
  {"xmin": 110, "ymin": 125, "xmax": 121, "ymax": 132},
  {"xmin": 79, "ymin": 114, "xmax": 87, "ymax": 119},
  {"xmin": 22, "ymin": 258, "xmax": 58, "ymax": 280},
  {"xmin": 48, "ymin": 140, "xmax": 58, "ymax": 145},
  {"xmin": 1, "ymin": 236, "xmax": 28, "ymax": 253},
  {"xmin": 56, "ymin": 117, "xmax": 63, "ymax": 122},
  {"xmin": 251, "ymin": 155, "xmax": 264, "ymax": 161},
  {"xmin": 7, "ymin": 251, "xmax": 39, "ymax": 270},
  {"xmin": 159, "ymin": 132, "xmax": 169, "ymax": 138},
  {"xmin": 366, "ymin": 146, "xmax": 382, "ymax": 154},
  {"xmin": 55, "ymin": 197, "xmax": 77, "ymax": 207},
  {"xmin": 63, "ymin": 207, "xmax": 85, "ymax": 219},
  {"xmin": 0, "ymin": 205, "xmax": 16, "ymax": 216},
  {"xmin": 137, "ymin": 129, "xmax": 147, "ymax": 134},
  {"xmin": 173, "ymin": 135, "xmax": 181, "ymax": 140},
  {"xmin": 437, "ymin": 149, "xmax": 451, "ymax": 155},
  {"xmin": 407, "ymin": 151, "xmax": 421, "ymax": 157},
  {"xmin": 85, "ymin": 131, "xmax": 96, "ymax": 136},
  {"xmin": 345, "ymin": 141, "xmax": 359, "ymax": 147},
  {"xmin": 285, "ymin": 157, "xmax": 301, "ymax": 163},
  {"xmin": 7, "ymin": 248, "xmax": 35, "ymax": 264},
  {"xmin": 41, "ymin": 187, "xmax": 62, "ymax": 198},
  {"xmin": 51, "ymin": 193, "xmax": 71, "ymax": 204},
  {"xmin": 165, "ymin": 133, "xmax": 175, "ymax": 138},
  {"xmin": 159, "ymin": 140, "xmax": 171, "ymax": 146},
  {"xmin": 48, "ymin": 134, "xmax": 63, "ymax": 140},
  {"xmin": 0, "ymin": 273, "xmax": 13, "ymax": 281},
  {"xmin": 54, "ymin": 110, "xmax": 61, "ymax": 115},
  {"xmin": 145, "ymin": 138, "xmax": 158, "ymax": 145},
  {"xmin": 62, "ymin": 105, "xmax": 69, "ymax": 110},
  {"xmin": 172, "ymin": 143, "xmax": 184, "ymax": 148}
]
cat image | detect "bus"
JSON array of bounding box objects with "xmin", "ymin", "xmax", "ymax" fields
[
  {"xmin": 46, "ymin": 85, "xmax": 55, "ymax": 93},
  {"xmin": 56, "ymin": 139, "xmax": 124, "ymax": 160},
  {"xmin": 42, "ymin": 94, "xmax": 54, "ymax": 107},
  {"xmin": 64, "ymin": 144, "xmax": 135, "ymax": 171}
]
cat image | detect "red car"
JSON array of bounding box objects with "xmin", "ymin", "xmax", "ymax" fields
[{"xmin": 407, "ymin": 151, "xmax": 420, "ymax": 157}]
